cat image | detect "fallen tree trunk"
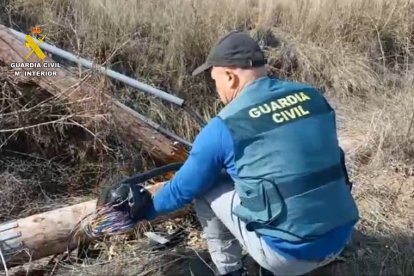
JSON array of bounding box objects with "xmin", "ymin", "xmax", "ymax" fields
[
  {"xmin": 0, "ymin": 195, "xmax": 190, "ymax": 269},
  {"xmin": 0, "ymin": 200, "xmax": 97, "ymax": 269}
]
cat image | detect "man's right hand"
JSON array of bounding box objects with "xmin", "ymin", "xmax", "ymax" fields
[
  {"xmin": 105, "ymin": 182, "xmax": 153, "ymax": 221},
  {"xmin": 106, "ymin": 182, "xmax": 130, "ymax": 207}
]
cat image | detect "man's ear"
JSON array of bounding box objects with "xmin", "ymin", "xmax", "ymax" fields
[
  {"xmin": 224, "ymin": 69, "xmax": 232, "ymax": 81},
  {"xmin": 225, "ymin": 69, "xmax": 239, "ymax": 88}
]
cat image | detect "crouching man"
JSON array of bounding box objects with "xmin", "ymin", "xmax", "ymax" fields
[{"xmin": 130, "ymin": 31, "xmax": 359, "ymax": 276}]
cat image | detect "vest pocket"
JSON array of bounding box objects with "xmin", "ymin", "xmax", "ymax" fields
[
  {"xmin": 234, "ymin": 179, "xmax": 283, "ymax": 223},
  {"xmin": 236, "ymin": 182, "xmax": 266, "ymax": 212}
]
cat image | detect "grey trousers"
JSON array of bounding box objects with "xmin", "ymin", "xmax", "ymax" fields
[{"xmin": 194, "ymin": 178, "xmax": 342, "ymax": 275}]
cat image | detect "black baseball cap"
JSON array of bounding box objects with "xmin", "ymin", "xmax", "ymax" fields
[{"xmin": 192, "ymin": 31, "xmax": 266, "ymax": 76}]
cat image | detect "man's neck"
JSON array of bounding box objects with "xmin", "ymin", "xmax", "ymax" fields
[{"xmin": 235, "ymin": 74, "xmax": 267, "ymax": 97}]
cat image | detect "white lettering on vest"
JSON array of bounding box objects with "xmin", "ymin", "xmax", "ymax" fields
[
  {"xmin": 248, "ymin": 92, "xmax": 312, "ymax": 119},
  {"xmin": 249, "ymin": 108, "xmax": 261, "ymax": 118},
  {"xmin": 259, "ymin": 104, "xmax": 272, "ymax": 114},
  {"xmin": 272, "ymin": 113, "xmax": 284, "ymax": 123},
  {"xmin": 271, "ymin": 105, "xmax": 311, "ymax": 124}
]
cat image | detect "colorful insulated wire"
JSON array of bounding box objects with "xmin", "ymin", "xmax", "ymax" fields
[{"xmin": 78, "ymin": 205, "xmax": 137, "ymax": 239}]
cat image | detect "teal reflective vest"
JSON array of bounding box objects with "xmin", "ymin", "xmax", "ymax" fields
[{"xmin": 218, "ymin": 76, "xmax": 359, "ymax": 242}]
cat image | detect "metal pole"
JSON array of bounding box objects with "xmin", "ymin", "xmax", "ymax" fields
[{"xmin": 8, "ymin": 28, "xmax": 185, "ymax": 106}]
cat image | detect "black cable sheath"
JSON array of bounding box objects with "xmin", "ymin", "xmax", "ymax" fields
[{"xmin": 121, "ymin": 162, "xmax": 184, "ymax": 184}]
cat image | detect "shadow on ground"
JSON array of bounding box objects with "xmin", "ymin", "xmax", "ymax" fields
[
  {"xmin": 124, "ymin": 229, "xmax": 413, "ymax": 276},
  {"xmin": 336, "ymin": 229, "xmax": 414, "ymax": 276},
  {"xmin": 308, "ymin": 229, "xmax": 414, "ymax": 276},
  {"xmin": 8, "ymin": 229, "xmax": 413, "ymax": 276}
]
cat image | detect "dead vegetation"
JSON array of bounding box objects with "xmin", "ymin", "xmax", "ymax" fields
[{"xmin": 1, "ymin": 0, "xmax": 413, "ymax": 275}]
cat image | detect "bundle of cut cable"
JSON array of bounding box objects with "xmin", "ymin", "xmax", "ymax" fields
[
  {"xmin": 84, "ymin": 205, "xmax": 136, "ymax": 238},
  {"xmin": 70, "ymin": 204, "xmax": 136, "ymax": 244}
]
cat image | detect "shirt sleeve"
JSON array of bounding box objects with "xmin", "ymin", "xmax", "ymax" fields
[{"xmin": 143, "ymin": 117, "xmax": 228, "ymax": 220}]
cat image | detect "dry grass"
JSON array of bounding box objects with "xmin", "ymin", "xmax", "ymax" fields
[
  {"xmin": 1, "ymin": 0, "xmax": 413, "ymax": 275},
  {"xmin": 0, "ymin": 152, "xmax": 103, "ymax": 221},
  {"xmin": 0, "ymin": 70, "xmax": 114, "ymax": 222}
]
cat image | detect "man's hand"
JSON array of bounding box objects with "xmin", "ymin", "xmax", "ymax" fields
[
  {"xmin": 106, "ymin": 182, "xmax": 130, "ymax": 208},
  {"xmin": 127, "ymin": 183, "xmax": 152, "ymax": 221},
  {"xmin": 99, "ymin": 162, "xmax": 183, "ymax": 221},
  {"xmin": 103, "ymin": 182, "xmax": 153, "ymax": 221}
]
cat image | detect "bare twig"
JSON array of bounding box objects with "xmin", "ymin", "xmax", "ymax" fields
[
  {"xmin": 0, "ymin": 115, "xmax": 74, "ymax": 133},
  {"xmin": 0, "ymin": 246, "xmax": 9, "ymax": 276},
  {"xmin": 407, "ymin": 111, "xmax": 414, "ymax": 138},
  {"xmin": 189, "ymin": 247, "xmax": 215, "ymax": 274}
]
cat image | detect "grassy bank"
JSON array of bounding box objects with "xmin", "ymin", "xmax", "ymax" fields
[{"xmin": 1, "ymin": 0, "xmax": 413, "ymax": 275}]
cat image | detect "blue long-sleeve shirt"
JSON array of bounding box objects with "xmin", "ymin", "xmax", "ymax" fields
[{"xmin": 144, "ymin": 117, "xmax": 355, "ymax": 261}]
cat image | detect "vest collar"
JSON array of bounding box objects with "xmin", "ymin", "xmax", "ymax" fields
[
  {"xmin": 218, "ymin": 76, "xmax": 275, "ymax": 118},
  {"xmin": 238, "ymin": 76, "xmax": 273, "ymax": 97}
]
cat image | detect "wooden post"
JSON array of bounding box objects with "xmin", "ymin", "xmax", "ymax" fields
[
  {"xmin": 0, "ymin": 191, "xmax": 190, "ymax": 269},
  {"xmin": 0, "ymin": 200, "xmax": 97, "ymax": 268}
]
